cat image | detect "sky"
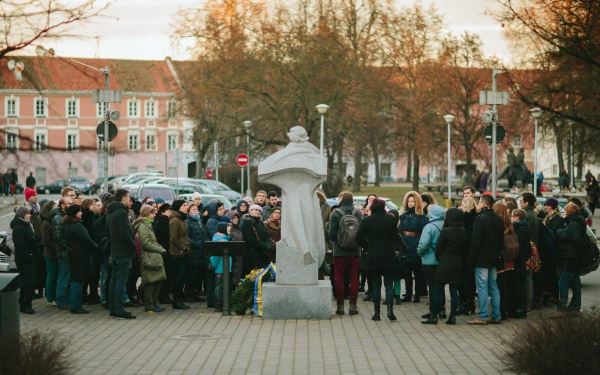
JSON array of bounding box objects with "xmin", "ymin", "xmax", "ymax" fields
[{"xmin": 43, "ymin": 0, "xmax": 512, "ymax": 63}]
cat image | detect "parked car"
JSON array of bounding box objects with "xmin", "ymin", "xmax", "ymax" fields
[
  {"xmin": 177, "ymin": 193, "xmax": 233, "ymax": 211},
  {"xmin": 36, "ymin": 180, "xmax": 68, "ymax": 194},
  {"xmin": 326, "ymin": 196, "xmax": 400, "ymax": 212},
  {"xmin": 200, "ymin": 179, "xmax": 242, "ymax": 204},
  {"xmin": 91, "ymin": 175, "xmax": 121, "ymax": 194},
  {"xmin": 160, "ymin": 178, "xmax": 215, "ymax": 195},
  {"xmin": 67, "ymin": 176, "xmax": 93, "ymax": 193},
  {"xmin": 129, "ymin": 183, "xmax": 176, "ymax": 204},
  {"xmin": 122, "ymin": 172, "xmax": 163, "ymax": 185}
]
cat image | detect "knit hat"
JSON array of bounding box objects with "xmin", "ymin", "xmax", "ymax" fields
[
  {"xmin": 99, "ymin": 192, "xmax": 112, "ymax": 203},
  {"xmin": 191, "ymin": 192, "xmax": 202, "ymax": 201},
  {"xmin": 155, "ymin": 198, "xmax": 165, "ymax": 204},
  {"xmin": 270, "ymin": 206, "xmax": 281, "ymax": 215},
  {"xmin": 140, "ymin": 204, "xmax": 156, "ymax": 217},
  {"xmin": 249, "ymin": 204, "xmax": 262, "ymax": 212},
  {"xmin": 66, "ymin": 204, "xmax": 81, "ymax": 217},
  {"xmin": 544, "ymin": 198, "xmax": 559, "ymax": 209},
  {"xmin": 217, "ymin": 222, "xmax": 229, "ymax": 234},
  {"xmin": 171, "ymin": 199, "xmax": 186, "ymax": 212},
  {"xmin": 220, "ymin": 216, "xmax": 231, "ymax": 224},
  {"xmin": 24, "ymin": 187, "xmax": 37, "ymax": 201},
  {"xmin": 15, "ymin": 206, "xmax": 30, "ymax": 219}
]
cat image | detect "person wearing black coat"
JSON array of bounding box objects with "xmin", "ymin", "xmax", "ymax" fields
[
  {"xmin": 510, "ymin": 209, "xmax": 531, "ymax": 318},
  {"xmin": 459, "ymin": 198, "xmax": 477, "ymax": 315},
  {"xmin": 539, "ymin": 199, "xmax": 565, "ymax": 306},
  {"xmin": 432, "ymin": 208, "xmax": 467, "ymax": 324},
  {"xmin": 557, "ymin": 203, "xmax": 586, "ymax": 312},
  {"xmin": 64, "ymin": 205, "xmax": 99, "ymax": 314},
  {"xmin": 153, "ymin": 203, "xmax": 173, "ymax": 304},
  {"xmin": 12, "ymin": 207, "xmax": 37, "ymax": 314},
  {"xmin": 356, "ymin": 199, "xmax": 401, "ymax": 322},
  {"xmin": 241, "ymin": 205, "xmax": 273, "ymax": 272},
  {"xmin": 40, "ymin": 201, "xmax": 58, "ymax": 306}
]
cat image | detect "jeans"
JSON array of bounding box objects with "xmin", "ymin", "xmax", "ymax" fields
[
  {"xmin": 475, "ymin": 267, "xmax": 501, "ymax": 321},
  {"xmin": 99, "ymin": 259, "xmax": 109, "ymax": 304},
  {"xmin": 423, "ymin": 265, "xmax": 444, "ymax": 315},
  {"xmin": 70, "ymin": 282, "xmax": 83, "ymax": 310},
  {"xmin": 558, "ymin": 260, "xmax": 581, "ymax": 310},
  {"xmin": 109, "ymin": 257, "xmax": 132, "ymax": 315},
  {"xmin": 44, "ymin": 257, "xmax": 58, "ymax": 303},
  {"xmin": 56, "ymin": 256, "xmax": 71, "ymax": 308},
  {"xmin": 333, "ymin": 256, "xmax": 359, "ymax": 304},
  {"xmin": 369, "ymin": 271, "xmax": 394, "ymax": 305}
]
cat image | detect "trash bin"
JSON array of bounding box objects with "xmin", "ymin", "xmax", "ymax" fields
[{"xmin": 0, "ymin": 273, "xmax": 20, "ymax": 343}]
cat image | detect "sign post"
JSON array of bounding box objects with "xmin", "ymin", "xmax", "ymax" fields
[{"xmin": 236, "ymin": 153, "xmax": 249, "ymax": 196}]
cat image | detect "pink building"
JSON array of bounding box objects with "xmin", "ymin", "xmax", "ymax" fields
[{"xmin": 0, "ymin": 56, "xmax": 194, "ymax": 186}]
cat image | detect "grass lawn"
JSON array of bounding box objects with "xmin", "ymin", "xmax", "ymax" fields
[{"xmin": 348, "ymin": 184, "xmax": 443, "ymax": 206}]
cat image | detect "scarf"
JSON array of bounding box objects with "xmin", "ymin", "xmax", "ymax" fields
[{"xmin": 543, "ymin": 209, "xmax": 559, "ymax": 226}]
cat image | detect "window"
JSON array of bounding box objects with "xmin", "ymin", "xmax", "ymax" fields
[
  {"xmin": 512, "ymin": 135, "xmax": 522, "ymax": 148},
  {"xmin": 35, "ymin": 98, "xmax": 46, "ymax": 117},
  {"xmin": 128, "ymin": 100, "xmax": 139, "ymax": 118},
  {"xmin": 34, "ymin": 132, "xmax": 47, "ymax": 151},
  {"xmin": 145, "ymin": 134, "xmax": 156, "ymax": 151},
  {"xmin": 67, "ymin": 133, "xmax": 78, "ymax": 151},
  {"xmin": 6, "ymin": 132, "xmax": 18, "ymax": 150},
  {"xmin": 167, "ymin": 101, "xmax": 176, "ymax": 118},
  {"xmin": 167, "ymin": 134, "xmax": 177, "ymax": 152},
  {"xmin": 6, "ymin": 97, "xmax": 18, "ymax": 117},
  {"xmin": 35, "ymin": 167, "xmax": 46, "ymax": 185},
  {"xmin": 145, "ymin": 100, "xmax": 156, "ymax": 118},
  {"xmin": 128, "ymin": 166, "xmax": 138, "ymax": 174},
  {"xmin": 66, "ymin": 98, "xmax": 78, "ymax": 118},
  {"xmin": 146, "ymin": 165, "xmax": 156, "ymax": 172},
  {"xmin": 128, "ymin": 133, "xmax": 139, "ymax": 151},
  {"xmin": 96, "ymin": 102, "xmax": 108, "ymax": 118},
  {"xmin": 68, "ymin": 167, "xmax": 78, "ymax": 177}
]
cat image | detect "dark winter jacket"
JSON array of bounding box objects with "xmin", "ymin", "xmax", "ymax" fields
[
  {"xmin": 525, "ymin": 206, "xmax": 539, "ymax": 243},
  {"xmin": 468, "ymin": 208, "xmax": 504, "ymax": 268},
  {"xmin": 91, "ymin": 214, "xmax": 109, "ymax": 258},
  {"xmin": 435, "ymin": 208, "xmax": 467, "ymax": 284},
  {"xmin": 26, "ymin": 175, "xmax": 36, "ymax": 188},
  {"xmin": 539, "ymin": 210, "xmax": 564, "ymax": 264},
  {"xmin": 153, "ymin": 214, "xmax": 170, "ymax": 251},
  {"xmin": 398, "ymin": 208, "xmax": 427, "ymax": 263},
  {"xmin": 187, "ymin": 214, "xmax": 209, "ymax": 265},
  {"xmin": 356, "ymin": 206, "xmax": 401, "ymax": 274},
  {"xmin": 107, "ymin": 201, "xmax": 135, "ymax": 258},
  {"xmin": 81, "ymin": 208, "xmax": 97, "ymax": 237},
  {"xmin": 558, "ymin": 214, "xmax": 587, "ymax": 260},
  {"xmin": 50, "ymin": 207, "xmax": 66, "ymax": 256},
  {"xmin": 205, "ymin": 200, "xmax": 223, "ymax": 238},
  {"xmin": 512, "ymin": 220, "xmax": 532, "ymax": 273},
  {"xmin": 241, "ymin": 215, "xmax": 272, "ymax": 268},
  {"xmin": 64, "ymin": 216, "xmax": 98, "ymax": 282},
  {"xmin": 169, "ymin": 211, "xmax": 190, "ymax": 257},
  {"xmin": 328, "ymin": 200, "xmax": 363, "ymax": 257},
  {"xmin": 40, "ymin": 203, "xmax": 57, "ymax": 259},
  {"xmin": 11, "ymin": 217, "xmax": 36, "ymax": 288}
]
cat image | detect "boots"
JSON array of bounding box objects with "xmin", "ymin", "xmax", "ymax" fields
[
  {"xmin": 349, "ymin": 302, "xmax": 359, "ymax": 315},
  {"xmin": 421, "ymin": 314, "xmax": 438, "ymax": 325},
  {"xmin": 336, "ymin": 302, "xmax": 345, "ymax": 315},
  {"xmin": 372, "ymin": 302, "xmax": 381, "ymax": 321},
  {"xmin": 387, "ymin": 303, "xmax": 396, "ymax": 321}
]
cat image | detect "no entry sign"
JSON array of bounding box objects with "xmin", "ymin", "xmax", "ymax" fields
[{"xmin": 236, "ymin": 153, "xmax": 249, "ymax": 167}]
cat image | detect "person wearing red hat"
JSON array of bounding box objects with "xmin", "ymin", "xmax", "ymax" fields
[{"xmin": 24, "ymin": 186, "xmax": 44, "ymax": 298}]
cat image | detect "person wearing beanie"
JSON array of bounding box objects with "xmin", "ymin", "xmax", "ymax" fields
[
  {"xmin": 63, "ymin": 204, "xmax": 98, "ymax": 314},
  {"xmin": 228, "ymin": 212, "xmax": 245, "ymax": 283},
  {"xmin": 205, "ymin": 200, "xmax": 226, "ymax": 238},
  {"xmin": 11, "ymin": 206, "xmax": 36, "ymax": 314},
  {"xmin": 185, "ymin": 203, "xmax": 209, "ymax": 304},
  {"xmin": 241, "ymin": 203, "xmax": 273, "ymax": 271},
  {"xmin": 210, "ymin": 221, "xmax": 232, "ymax": 312},
  {"xmin": 168, "ymin": 199, "xmax": 191, "ymax": 310},
  {"xmin": 133, "ymin": 205, "xmax": 167, "ymax": 313},
  {"xmin": 99, "ymin": 192, "xmax": 112, "ymax": 204}
]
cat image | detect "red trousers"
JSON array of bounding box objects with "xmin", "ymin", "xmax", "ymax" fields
[{"xmin": 333, "ymin": 256, "xmax": 359, "ymax": 304}]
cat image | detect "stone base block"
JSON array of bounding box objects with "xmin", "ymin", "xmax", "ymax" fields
[{"xmin": 261, "ymin": 281, "xmax": 332, "ymax": 320}]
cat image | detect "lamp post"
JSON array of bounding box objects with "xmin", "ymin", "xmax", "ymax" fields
[
  {"xmin": 529, "ymin": 107, "xmax": 543, "ymax": 196},
  {"xmin": 567, "ymin": 120, "xmax": 575, "ymax": 190},
  {"xmin": 243, "ymin": 120, "xmax": 253, "ymax": 197},
  {"xmin": 443, "ymin": 114, "xmax": 455, "ymax": 202},
  {"xmin": 315, "ymin": 104, "xmax": 330, "ymax": 157}
]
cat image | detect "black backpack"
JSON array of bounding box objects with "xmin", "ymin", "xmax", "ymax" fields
[
  {"xmin": 334, "ymin": 208, "xmax": 360, "ymax": 250},
  {"xmin": 578, "ymin": 226, "xmax": 600, "ymax": 276}
]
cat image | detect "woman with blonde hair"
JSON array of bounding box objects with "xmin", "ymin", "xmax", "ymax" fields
[{"xmin": 396, "ymin": 191, "xmax": 428, "ymax": 303}]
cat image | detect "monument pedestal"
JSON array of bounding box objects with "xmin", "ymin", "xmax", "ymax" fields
[{"xmin": 262, "ymin": 281, "xmax": 332, "ymax": 320}]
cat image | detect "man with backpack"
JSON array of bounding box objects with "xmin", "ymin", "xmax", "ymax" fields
[
  {"xmin": 539, "ymin": 198, "xmax": 565, "ymax": 307},
  {"xmin": 328, "ymin": 191, "xmax": 363, "ymax": 315}
]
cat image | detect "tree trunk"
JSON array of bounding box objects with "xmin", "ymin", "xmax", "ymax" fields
[
  {"xmin": 353, "ymin": 148, "xmax": 362, "ymax": 192},
  {"xmin": 577, "ymin": 127, "xmax": 585, "ymax": 181},
  {"xmin": 412, "ymin": 152, "xmax": 420, "ymax": 191},
  {"xmin": 406, "ymin": 149, "xmax": 412, "ymax": 182},
  {"xmin": 553, "ymin": 125, "xmax": 565, "ymax": 176},
  {"xmin": 373, "ymin": 144, "xmax": 380, "ymax": 187}
]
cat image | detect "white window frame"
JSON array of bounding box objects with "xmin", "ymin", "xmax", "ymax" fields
[
  {"xmin": 96, "ymin": 102, "xmax": 108, "ymax": 118},
  {"xmin": 65, "ymin": 97, "xmax": 79, "ymax": 118},
  {"xmin": 34, "ymin": 129, "xmax": 48, "ymax": 151},
  {"xmin": 5, "ymin": 96, "xmax": 19, "ymax": 117},
  {"xmin": 145, "ymin": 100, "xmax": 157, "ymax": 119},
  {"xmin": 167, "ymin": 132, "xmax": 178, "ymax": 152},
  {"xmin": 145, "ymin": 132, "xmax": 156, "ymax": 152},
  {"xmin": 128, "ymin": 131, "xmax": 140, "ymax": 152},
  {"xmin": 66, "ymin": 130, "xmax": 79, "ymax": 152},
  {"xmin": 512, "ymin": 134, "xmax": 522, "ymax": 148},
  {"xmin": 5, "ymin": 130, "xmax": 19, "ymax": 150},
  {"xmin": 167, "ymin": 100, "xmax": 176, "ymax": 118},
  {"xmin": 34, "ymin": 97, "xmax": 47, "ymax": 117},
  {"xmin": 128, "ymin": 99, "xmax": 140, "ymax": 118}
]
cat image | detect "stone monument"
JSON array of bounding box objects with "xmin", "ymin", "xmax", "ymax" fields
[{"xmin": 258, "ymin": 125, "xmax": 332, "ymax": 319}]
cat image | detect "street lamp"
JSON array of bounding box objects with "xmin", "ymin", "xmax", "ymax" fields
[
  {"xmin": 529, "ymin": 107, "xmax": 543, "ymax": 196},
  {"xmin": 443, "ymin": 114, "xmax": 455, "ymax": 202},
  {"xmin": 243, "ymin": 120, "xmax": 253, "ymax": 197},
  {"xmin": 315, "ymin": 104, "xmax": 329, "ymax": 157}
]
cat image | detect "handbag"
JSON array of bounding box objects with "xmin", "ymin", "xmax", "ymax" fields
[
  {"xmin": 525, "ymin": 241, "xmax": 542, "ymax": 272},
  {"xmin": 141, "ymin": 251, "xmax": 164, "ymax": 269}
]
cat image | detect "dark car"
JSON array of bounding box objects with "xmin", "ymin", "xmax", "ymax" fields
[
  {"xmin": 67, "ymin": 176, "xmax": 92, "ymax": 194},
  {"xmin": 90, "ymin": 175, "xmax": 120, "ymax": 194},
  {"xmin": 36, "ymin": 180, "xmax": 67, "ymax": 194}
]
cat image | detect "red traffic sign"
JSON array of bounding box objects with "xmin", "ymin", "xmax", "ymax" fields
[{"xmin": 236, "ymin": 153, "xmax": 249, "ymax": 167}]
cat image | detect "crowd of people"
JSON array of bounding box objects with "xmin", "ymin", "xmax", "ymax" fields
[{"xmin": 8, "ymin": 180, "xmax": 598, "ymax": 325}]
